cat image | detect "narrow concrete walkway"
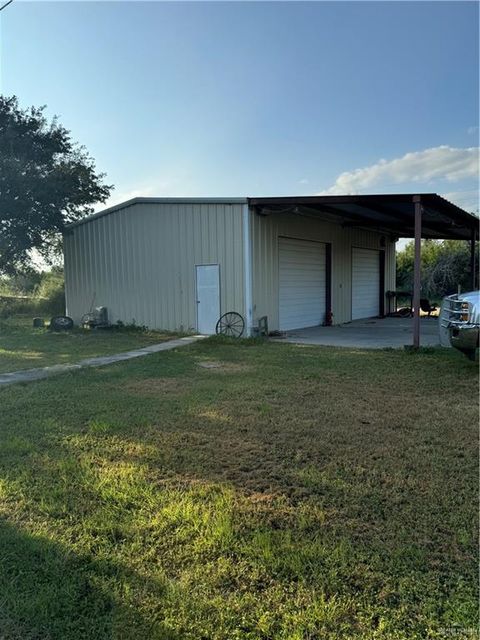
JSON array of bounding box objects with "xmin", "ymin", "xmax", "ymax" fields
[{"xmin": 0, "ymin": 335, "xmax": 205, "ymax": 387}]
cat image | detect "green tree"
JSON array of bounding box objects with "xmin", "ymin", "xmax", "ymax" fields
[
  {"xmin": 397, "ymin": 239, "xmax": 479, "ymax": 300},
  {"xmin": 0, "ymin": 96, "xmax": 112, "ymax": 274}
]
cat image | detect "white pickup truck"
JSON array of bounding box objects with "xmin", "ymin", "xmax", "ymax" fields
[{"xmin": 440, "ymin": 290, "xmax": 480, "ymax": 361}]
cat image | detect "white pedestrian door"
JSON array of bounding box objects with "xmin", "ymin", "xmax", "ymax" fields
[
  {"xmin": 196, "ymin": 264, "xmax": 220, "ymax": 334},
  {"xmin": 351, "ymin": 248, "xmax": 380, "ymax": 320},
  {"xmin": 279, "ymin": 237, "xmax": 326, "ymax": 331}
]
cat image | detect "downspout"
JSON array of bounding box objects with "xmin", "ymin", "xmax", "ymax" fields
[{"xmin": 243, "ymin": 203, "xmax": 253, "ymax": 336}]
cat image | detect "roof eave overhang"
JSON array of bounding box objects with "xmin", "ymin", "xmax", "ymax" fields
[{"xmin": 248, "ymin": 194, "xmax": 478, "ymax": 241}]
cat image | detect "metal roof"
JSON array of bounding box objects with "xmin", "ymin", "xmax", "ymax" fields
[
  {"xmin": 248, "ymin": 193, "xmax": 478, "ymax": 240},
  {"xmin": 66, "ymin": 193, "xmax": 478, "ymax": 240}
]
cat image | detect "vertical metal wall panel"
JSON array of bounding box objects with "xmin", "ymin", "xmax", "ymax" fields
[
  {"xmin": 385, "ymin": 239, "xmax": 397, "ymax": 296},
  {"xmin": 64, "ymin": 202, "xmax": 245, "ymax": 332},
  {"xmin": 250, "ymin": 209, "xmax": 396, "ymax": 329}
]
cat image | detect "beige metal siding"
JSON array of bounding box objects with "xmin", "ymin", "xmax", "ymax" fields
[
  {"xmin": 250, "ymin": 210, "xmax": 396, "ymax": 329},
  {"xmin": 64, "ymin": 202, "xmax": 245, "ymax": 331},
  {"xmin": 385, "ymin": 237, "xmax": 397, "ymax": 306}
]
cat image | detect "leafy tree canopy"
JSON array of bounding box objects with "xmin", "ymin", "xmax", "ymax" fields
[
  {"xmin": 0, "ymin": 96, "xmax": 112, "ymax": 274},
  {"xmin": 397, "ymin": 239, "xmax": 478, "ymax": 300}
]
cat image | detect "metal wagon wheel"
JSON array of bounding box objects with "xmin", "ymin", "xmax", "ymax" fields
[{"xmin": 215, "ymin": 312, "xmax": 245, "ymax": 338}]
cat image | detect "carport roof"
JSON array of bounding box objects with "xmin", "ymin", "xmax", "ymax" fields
[{"xmin": 248, "ymin": 193, "xmax": 478, "ymax": 240}]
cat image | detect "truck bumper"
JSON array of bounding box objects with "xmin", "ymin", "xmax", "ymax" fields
[{"xmin": 450, "ymin": 325, "xmax": 479, "ymax": 352}]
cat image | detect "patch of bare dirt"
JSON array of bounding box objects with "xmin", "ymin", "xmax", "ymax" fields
[
  {"xmin": 126, "ymin": 377, "xmax": 189, "ymax": 396},
  {"xmin": 196, "ymin": 360, "xmax": 249, "ymax": 373}
]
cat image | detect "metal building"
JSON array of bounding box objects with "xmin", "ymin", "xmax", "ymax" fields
[{"xmin": 64, "ymin": 194, "xmax": 475, "ymax": 336}]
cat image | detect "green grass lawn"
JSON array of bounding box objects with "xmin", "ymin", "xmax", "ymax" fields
[
  {"xmin": 0, "ymin": 338, "xmax": 478, "ymax": 639},
  {"xmin": 0, "ymin": 317, "xmax": 178, "ymax": 374}
]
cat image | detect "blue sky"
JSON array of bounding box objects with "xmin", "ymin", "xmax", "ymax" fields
[{"xmin": 1, "ymin": 1, "xmax": 479, "ymax": 213}]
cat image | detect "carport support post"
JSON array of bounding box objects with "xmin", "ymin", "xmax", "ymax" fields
[
  {"xmin": 413, "ymin": 196, "xmax": 422, "ymax": 348},
  {"xmin": 470, "ymin": 229, "xmax": 477, "ymax": 290}
]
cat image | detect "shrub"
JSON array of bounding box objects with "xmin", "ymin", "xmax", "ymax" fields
[
  {"xmin": 0, "ymin": 269, "xmax": 65, "ymax": 318},
  {"xmin": 397, "ymin": 239, "xmax": 479, "ymax": 300},
  {"xmin": 34, "ymin": 271, "xmax": 65, "ymax": 316},
  {"xmin": 0, "ymin": 295, "xmax": 37, "ymax": 318}
]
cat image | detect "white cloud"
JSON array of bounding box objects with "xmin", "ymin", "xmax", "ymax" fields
[
  {"xmin": 441, "ymin": 189, "xmax": 479, "ymax": 213},
  {"xmin": 467, "ymin": 126, "xmax": 479, "ymax": 135},
  {"xmin": 299, "ymin": 178, "xmax": 309, "ymax": 184},
  {"xmin": 318, "ymin": 145, "xmax": 479, "ymax": 195}
]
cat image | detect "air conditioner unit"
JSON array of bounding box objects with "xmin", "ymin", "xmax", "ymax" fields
[{"xmin": 82, "ymin": 306, "xmax": 109, "ymax": 328}]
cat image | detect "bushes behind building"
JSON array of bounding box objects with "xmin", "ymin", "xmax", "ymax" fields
[{"xmin": 0, "ymin": 268, "xmax": 65, "ymax": 318}]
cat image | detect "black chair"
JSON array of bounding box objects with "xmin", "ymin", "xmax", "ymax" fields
[{"xmin": 420, "ymin": 298, "xmax": 438, "ymax": 316}]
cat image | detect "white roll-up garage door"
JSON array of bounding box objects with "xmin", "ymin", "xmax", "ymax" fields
[
  {"xmin": 351, "ymin": 248, "xmax": 380, "ymax": 320},
  {"xmin": 279, "ymin": 237, "xmax": 326, "ymax": 331}
]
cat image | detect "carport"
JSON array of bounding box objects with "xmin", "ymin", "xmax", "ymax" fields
[{"xmin": 249, "ymin": 193, "xmax": 478, "ymax": 347}]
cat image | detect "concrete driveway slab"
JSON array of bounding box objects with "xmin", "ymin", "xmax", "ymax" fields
[{"xmin": 275, "ymin": 317, "xmax": 441, "ymax": 349}]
